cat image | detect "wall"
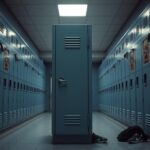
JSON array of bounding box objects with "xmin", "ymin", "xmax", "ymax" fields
[
  {"xmin": 98, "ymin": 1, "xmax": 150, "ymax": 134},
  {"xmin": 0, "ymin": 1, "xmax": 46, "ymax": 131}
]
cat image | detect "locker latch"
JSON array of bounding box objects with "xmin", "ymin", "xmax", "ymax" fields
[{"xmin": 58, "ymin": 77, "xmax": 67, "ymax": 87}]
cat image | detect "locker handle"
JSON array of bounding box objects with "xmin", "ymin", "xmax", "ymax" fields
[
  {"xmin": 144, "ymin": 73, "xmax": 147, "ymax": 87},
  {"xmin": 58, "ymin": 77, "xmax": 67, "ymax": 87}
]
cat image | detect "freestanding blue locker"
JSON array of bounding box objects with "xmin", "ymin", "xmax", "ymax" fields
[{"xmin": 52, "ymin": 25, "xmax": 92, "ymax": 144}]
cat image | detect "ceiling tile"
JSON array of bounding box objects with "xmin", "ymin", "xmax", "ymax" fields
[
  {"xmin": 21, "ymin": 0, "xmax": 56, "ymax": 5},
  {"xmin": 87, "ymin": 16, "xmax": 113, "ymax": 25},
  {"xmin": 17, "ymin": 17, "xmax": 34, "ymax": 25},
  {"xmin": 87, "ymin": 4, "xmax": 120, "ymax": 16},
  {"xmin": 4, "ymin": 0, "xmax": 21, "ymax": 5},
  {"xmin": 59, "ymin": 17, "xmax": 86, "ymax": 24},
  {"xmin": 6, "ymin": 5, "xmax": 27, "ymax": 17},
  {"xmin": 88, "ymin": 0, "xmax": 123, "ymax": 4},
  {"xmin": 31, "ymin": 17, "xmax": 58, "ymax": 25},
  {"xmin": 25, "ymin": 5, "xmax": 58, "ymax": 17},
  {"xmin": 57, "ymin": 0, "xmax": 87, "ymax": 4},
  {"xmin": 122, "ymin": 0, "xmax": 139, "ymax": 4}
]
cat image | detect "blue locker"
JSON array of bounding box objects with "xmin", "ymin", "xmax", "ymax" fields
[
  {"xmin": 118, "ymin": 60, "xmax": 122, "ymax": 81},
  {"xmin": 116, "ymin": 83, "xmax": 120, "ymax": 119},
  {"xmin": 114, "ymin": 84, "xmax": 117, "ymax": 118},
  {"xmin": 113, "ymin": 85, "xmax": 116, "ymax": 116},
  {"xmin": 121, "ymin": 81, "xmax": 126, "ymax": 123},
  {"xmin": 23, "ymin": 84, "xmax": 27, "ymax": 120},
  {"xmin": 22, "ymin": 84, "xmax": 25, "ymax": 119},
  {"xmin": 136, "ymin": 43, "xmax": 142, "ymax": 72},
  {"xmin": 143, "ymin": 67, "xmax": 150, "ymax": 133},
  {"xmin": 17, "ymin": 82, "xmax": 21, "ymax": 122},
  {"xmin": 22, "ymin": 82, "xmax": 25, "ymax": 120},
  {"xmin": 8, "ymin": 77, "xmax": 14, "ymax": 126},
  {"xmin": 14, "ymin": 53, "xmax": 19, "ymax": 78},
  {"xmin": 123, "ymin": 80, "xmax": 128, "ymax": 123},
  {"xmin": 2, "ymin": 74, "xmax": 9, "ymax": 128},
  {"xmin": 117, "ymin": 83, "xmax": 121, "ymax": 120},
  {"xmin": 52, "ymin": 25, "xmax": 92, "ymax": 144},
  {"xmin": 0, "ymin": 72, "xmax": 2, "ymax": 130},
  {"xmin": 112, "ymin": 86, "xmax": 115, "ymax": 117},
  {"xmin": 12, "ymin": 80, "xmax": 17, "ymax": 124},
  {"xmin": 126, "ymin": 77, "xmax": 131, "ymax": 125},
  {"xmin": 20, "ymin": 82, "xmax": 23, "ymax": 121},
  {"xmin": 136, "ymin": 72, "xmax": 144, "ymax": 128},
  {"xmin": 20, "ymin": 60, "xmax": 24, "ymax": 81},
  {"xmin": 130, "ymin": 74, "xmax": 136, "ymax": 125},
  {"xmin": 124, "ymin": 50, "xmax": 130, "ymax": 77},
  {"xmin": 121, "ymin": 56, "xmax": 125, "ymax": 79},
  {"xmin": 109, "ymin": 88, "xmax": 112, "ymax": 115}
]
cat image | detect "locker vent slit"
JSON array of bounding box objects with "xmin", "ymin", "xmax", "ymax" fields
[
  {"xmin": 64, "ymin": 114, "xmax": 81, "ymax": 126},
  {"xmin": 64, "ymin": 37, "xmax": 80, "ymax": 49}
]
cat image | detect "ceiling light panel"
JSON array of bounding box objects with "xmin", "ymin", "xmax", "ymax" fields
[{"xmin": 58, "ymin": 4, "xmax": 88, "ymax": 17}]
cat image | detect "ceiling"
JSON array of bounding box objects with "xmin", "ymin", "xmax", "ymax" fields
[{"xmin": 3, "ymin": 0, "xmax": 140, "ymax": 63}]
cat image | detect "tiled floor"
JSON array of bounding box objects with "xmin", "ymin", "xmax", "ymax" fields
[{"xmin": 0, "ymin": 112, "xmax": 150, "ymax": 150}]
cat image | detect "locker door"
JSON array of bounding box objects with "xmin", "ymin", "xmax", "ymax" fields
[
  {"xmin": 136, "ymin": 72, "xmax": 144, "ymax": 128},
  {"xmin": 53, "ymin": 25, "xmax": 91, "ymax": 136},
  {"xmin": 116, "ymin": 83, "xmax": 119, "ymax": 119},
  {"xmin": 13, "ymin": 80, "xmax": 17, "ymax": 123},
  {"xmin": 0, "ymin": 74, "xmax": 2, "ymax": 129},
  {"xmin": 143, "ymin": 68, "xmax": 150, "ymax": 133},
  {"xmin": 115, "ymin": 84, "xmax": 118, "ymax": 118},
  {"xmin": 123, "ymin": 80, "xmax": 127, "ymax": 123},
  {"xmin": 16, "ymin": 82, "xmax": 20, "ymax": 122},
  {"xmin": 118, "ymin": 83, "xmax": 122, "ymax": 120},
  {"xmin": 0, "ymin": 39, "xmax": 2, "ymax": 129},
  {"xmin": 126, "ymin": 77, "xmax": 131, "ymax": 125},
  {"xmin": 8, "ymin": 78, "xmax": 13, "ymax": 126},
  {"xmin": 2, "ymin": 75, "xmax": 9, "ymax": 128},
  {"xmin": 130, "ymin": 74, "xmax": 136, "ymax": 125},
  {"xmin": 122, "ymin": 81, "xmax": 126, "ymax": 123}
]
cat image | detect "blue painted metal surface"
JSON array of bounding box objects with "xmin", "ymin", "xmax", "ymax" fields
[{"xmin": 52, "ymin": 25, "xmax": 92, "ymax": 143}]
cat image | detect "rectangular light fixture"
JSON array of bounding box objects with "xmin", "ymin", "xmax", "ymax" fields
[{"xmin": 58, "ymin": 4, "xmax": 88, "ymax": 17}]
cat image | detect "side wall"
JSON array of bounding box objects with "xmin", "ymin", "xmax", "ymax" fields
[{"xmin": 98, "ymin": 1, "xmax": 150, "ymax": 134}]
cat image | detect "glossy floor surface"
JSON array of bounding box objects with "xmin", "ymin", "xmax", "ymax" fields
[{"xmin": 0, "ymin": 112, "xmax": 150, "ymax": 150}]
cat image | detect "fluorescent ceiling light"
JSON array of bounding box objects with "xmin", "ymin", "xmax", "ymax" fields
[{"xmin": 58, "ymin": 4, "xmax": 88, "ymax": 17}]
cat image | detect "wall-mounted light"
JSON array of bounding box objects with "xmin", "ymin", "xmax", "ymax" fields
[
  {"xmin": 12, "ymin": 43, "xmax": 16, "ymax": 48},
  {"xmin": 20, "ymin": 44, "xmax": 26, "ymax": 48},
  {"xmin": 130, "ymin": 28, "xmax": 136, "ymax": 34},
  {"xmin": 8, "ymin": 30, "xmax": 16, "ymax": 37},
  {"xmin": 142, "ymin": 27, "xmax": 149, "ymax": 35},
  {"xmin": 2, "ymin": 28, "xmax": 7, "ymax": 36},
  {"xmin": 126, "ymin": 43, "xmax": 137, "ymax": 49},
  {"xmin": 143, "ymin": 9, "xmax": 150, "ymax": 17},
  {"xmin": 58, "ymin": 4, "xmax": 88, "ymax": 17}
]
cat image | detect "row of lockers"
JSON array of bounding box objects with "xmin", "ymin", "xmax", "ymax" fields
[
  {"xmin": 0, "ymin": 16, "xmax": 44, "ymax": 73},
  {"xmin": 99, "ymin": 6, "xmax": 150, "ymax": 78},
  {"xmin": 0, "ymin": 75, "xmax": 45, "ymax": 130},
  {"xmin": 98, "ymin": 5, "xmax": 150, "ymax": 134},
  {"xmin": 0, "ymin": 8, "xmax": 46, "ymax": 130}
]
